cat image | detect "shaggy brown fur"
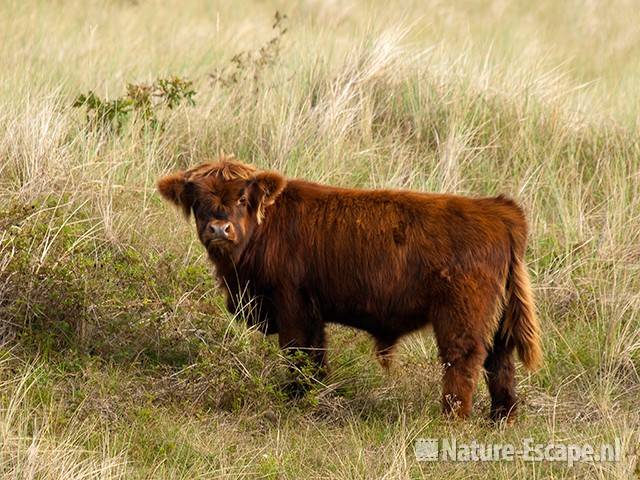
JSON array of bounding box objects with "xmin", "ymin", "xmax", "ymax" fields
[{"xmin": 157, "ymin": 156, "xmax": 542, "ymax": 420}]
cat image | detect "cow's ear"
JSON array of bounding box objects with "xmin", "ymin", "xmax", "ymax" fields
[
  {"xmin": 251, "ymin": 171, "xmax": 286, "ymax": 223},
  {"xmin": 157, "ymin": 171, "xmax": 194, "ymax": 217}
]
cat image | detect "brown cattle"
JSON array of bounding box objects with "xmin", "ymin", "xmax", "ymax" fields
[{"xmin": 158, "ymin": 156, "xmax": 542, "ymax": 421}]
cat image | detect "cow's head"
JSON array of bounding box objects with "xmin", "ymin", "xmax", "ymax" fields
[{"xmin": 157, "ymin": 156, "xmax": 286, "ymax": 258}]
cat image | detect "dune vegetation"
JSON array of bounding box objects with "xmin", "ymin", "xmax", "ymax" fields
[{"xmin": 0, "ymin": 0, "xmax": 638, "ymax": 478}]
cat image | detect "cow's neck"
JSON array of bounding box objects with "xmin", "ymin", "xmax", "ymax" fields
[{"xmin": 209, "ymin": 247, "xmax": 251, "ymax": 286}]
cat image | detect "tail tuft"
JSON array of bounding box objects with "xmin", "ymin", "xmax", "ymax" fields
[{"xmin": 501, "ymin": 255, "xmax": 542, "ymax": 371}]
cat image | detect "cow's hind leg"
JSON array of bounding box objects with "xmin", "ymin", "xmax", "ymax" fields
[
  {"xmin": 433, "ymin": 309, "xmax": 488, "ymax": 418},
  {"xmin": 374, "ymin": 335, "xmax": 399, "ymax": 371},
  {"xmin": 484, "ymin": 327, "xmax": 517, "ymax": 422}
]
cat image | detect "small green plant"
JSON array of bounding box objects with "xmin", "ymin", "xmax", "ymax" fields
[
  {"xmin": 73, "ymin": 11, "xmax": 285, "ymax": 134},
  {"xmin": 73, "ymin": 76, "xmax": 196, "ymax": 133},
  {"xmin": 154, "ymin": 76, "xmax": 197, "ymax": 109},
  {"xmin": 72, "ymin": 91, "xmax": 132, "ymax": 133}
]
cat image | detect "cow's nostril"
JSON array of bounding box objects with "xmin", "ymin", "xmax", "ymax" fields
[{"xmin": 210, "ymin": 222, "xmax": 232, "ymax": 239}]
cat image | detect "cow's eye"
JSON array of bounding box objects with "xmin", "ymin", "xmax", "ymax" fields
[{"xmin": 238, "ymin": 195, "xmax": 247, "ymax": 206}]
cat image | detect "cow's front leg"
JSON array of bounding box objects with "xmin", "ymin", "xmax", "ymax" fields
[{"xmin": 275, "ymin": 292, "xmax": 327, "ymax": 397}]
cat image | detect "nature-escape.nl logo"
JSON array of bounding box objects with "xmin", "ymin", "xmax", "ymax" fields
[{"xmin": 415, "ymin": 437, "xmax": 622, "ymax": 466}]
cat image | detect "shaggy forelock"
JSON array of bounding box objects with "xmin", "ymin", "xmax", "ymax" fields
[{"xmin": 185, "ymin": 155, "xmax": 257, "ymax": 182}]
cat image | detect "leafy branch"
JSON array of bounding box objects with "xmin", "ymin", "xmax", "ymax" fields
[
  {"xmin": 73, "ymin": 76, "xmax": 196, "ymax": 133},
  {"xmin": 209, "ymin": 11, "xmax": 288, "ymax": 91},
  {"xmin": 73, "ymin": 11, "xmax": 287, "ymax": 134}
]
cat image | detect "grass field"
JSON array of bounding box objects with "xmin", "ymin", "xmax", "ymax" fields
[{"xmin": 1, "ymin": 0, "xmax": 639, "ymax": 478}]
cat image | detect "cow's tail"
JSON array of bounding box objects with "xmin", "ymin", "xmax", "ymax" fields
[{"xmin": 499, "ymin": 213, "xmax": 543, "ymax": 371}]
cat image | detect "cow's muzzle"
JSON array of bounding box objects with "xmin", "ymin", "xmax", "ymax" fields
[{"xmin": 208, "ymin": 220, "xmax": 236, "ymax": 242}]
